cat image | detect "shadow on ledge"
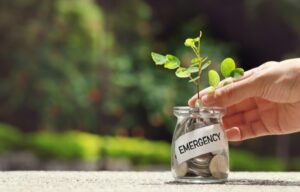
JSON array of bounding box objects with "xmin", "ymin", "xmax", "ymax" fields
[
  {"xmin": 226, "ymin": 179, "xmax": 300, "ymax": 186},
  {"xmin": 165, "ymin": 179, "xmax": 300, "ymax": 187}
]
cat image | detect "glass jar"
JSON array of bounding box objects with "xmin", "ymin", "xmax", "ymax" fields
[{"xmin": 171, "ymin": 106, "xmax": 229, "ymax": 183}]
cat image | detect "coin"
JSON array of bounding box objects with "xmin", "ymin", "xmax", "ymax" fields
[
  {"xmin": 202, "ymin": 117, "xmax": 212, "ymax": 125},
  {"xmin": 190, "ymin": 153, "xmax": 213, "ymax": 166},
  {"xmin": 174, "ymin": 162, "xmax": 188, "ymax": 177},
  {"xmin": 209, "ymin": 118, "xmax": 219, "ymax": 124},
  {"xmin": 188, "ymin": 160, "xmax": 209, "ymax": 170},
  {"xmin": 211, "ymin": 149, "xmax": 223, "ymax": 155},
  {"xmin": 186, "ymin": 153, "xmax": 213, "ymax": 177},
  {"xmin": 188, "ymin": 166, "xmax": 211, "ymax": 177},
  {"xmin": 209, "ymin": 154, "xmax": 228, "ymax": 179}
]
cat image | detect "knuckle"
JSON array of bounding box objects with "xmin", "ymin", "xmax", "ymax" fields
[
  {"xmin": 239, "ymin": 129, "xmax": 245, "ymax": 141},
  {"xmin": 250, "ymin": 122, "xmax": 259, "ymax": 136},
  {"xmin": 217, "ymin": 87, "xmax": 234, "ymax": 106},
  {"xmin": 261, "ymin": 61, "xmax": 278, "ymax": 68},
  {"xmin": 250, "ymin": 73, "xmax": 268, "ymax": 97}
]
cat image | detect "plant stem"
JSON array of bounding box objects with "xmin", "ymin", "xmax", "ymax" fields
[
  {"xmin": 189, "ymin": 76, "xmax": 197, "ymax": 85},
  {"xmin": 196, "ymin": 31, "xmax": 202, "ymax": 102},
  {"xmin": 191, "ymin": 47, "xmax": 200, "ymax": 58}
]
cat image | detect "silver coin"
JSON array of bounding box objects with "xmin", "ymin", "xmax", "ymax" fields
[
  {"xmin": 211, "ymin": 149, "xmax": 224, "ymax": 155},
  {"xmin": 190, "ymin": 122, "xmax": 205, "ymax": 131},
  {"xmin": 175, "ymin": 117, "xmax": 189, "ymax": 139},
  {"xmin": 185, "ymin": 117, "xmax": 207, "ymax": 133},
  {"xmin": 174, "ymin": 162, "xmax": 188, "ymax": 177},
  {"xmin": 187, "ymin": 157, "xmax": 212, "ymax": 177},
  {"xmin": 209, "ymin": 154, "xmax": 228, "ymax": 179},
  {"xmin": 188, "ymin": 166, "xmax": 211, "ymax": 177},
  {"xmin": 209, "ymin": 118, "xmax": 219, "ymax": 124},
  {"xmin": 202, "ymin": 117, "xmax": 212, "ymax": 125},
  {"xmin": 188, "ymin": 160, "xmax": 209, "ymax": 170},
  {"xmin": 191, "ymin": 153, "xmax": 213, "ymax": 165},
  {"xmin": 189, "ymin": 161, "xmax": 209, "ymax": 169}
]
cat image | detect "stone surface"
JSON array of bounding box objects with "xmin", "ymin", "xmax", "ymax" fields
[{"xmin": 0, "ymin": 171, "xmax": 299, "ymax": 192}]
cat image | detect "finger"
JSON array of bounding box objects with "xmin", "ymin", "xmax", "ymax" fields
[
  {"xmin": 223, "ymin": 108, "xmax": 260, "ymax": 128},
  {"xmin": 188, "ymin": 86, "xmax": 212, "ymax": 106},
  {"xmin": 224, "ymin": 127, "xmax": 241, "ymax": 141},
  {"xmin": 250, "ymin": 120, "xmax": 270, "ymax": 137},
  {"xmin": 225, "ymin": 120, "xmax": 270, "ymax": 141},
  {"xmin": 223, "ymin": 114, "xmax": 243, "ymax": 129},
  {"xmin": 232, "ymin": 68, "xmax": 256, "ymax": 82},
  {"xmin": 188, "ymin": 68, "xmax": 256, "ymax": 107},
  {"xmin": 187, "ymin": 78, "xmax": 235, "ymax": 106},
  {"xmin": 226, "ymin": 97, "xmax": 257, "ymax": 116},
  {"xmin": 222, "ymin": 68, "xmax": 256, "ymax": 85},
  {"xmin": 255, "ymin": 101, "xmax": 280, "ymax": 134},
  {"xmin": 201, "ymin": 76, "xmax": 258, "ymax": 107},
  {"xmin": 254, "ymin": 97, "xmax": 275, "ymax": 112}
]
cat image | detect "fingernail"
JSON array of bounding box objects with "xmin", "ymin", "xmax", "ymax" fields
[
  {"xmin": 187, "ymin": 99, "xmax": 193, "ymax": 106},
  {"xmin": 201, "ymin": 94, "xmax": 215, "ymax": 106},
  {"xmin": 225, "ymin": 128, "xmax": 241, "ymax": 141}
]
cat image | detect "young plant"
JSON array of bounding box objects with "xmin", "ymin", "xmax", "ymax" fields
[{"xmin": 151, "ymin": 31, "xmax": 244, "ymax": 107}]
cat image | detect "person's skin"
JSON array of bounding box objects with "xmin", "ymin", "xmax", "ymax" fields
[{"xmin": 188, "ymin": 58, "xmax": 300, "ymax": 141}]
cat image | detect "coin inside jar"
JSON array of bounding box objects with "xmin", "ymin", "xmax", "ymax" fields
[
  {"xmin": 211, "ymin": 149, "xmax": 224, "ymax": 155},
  {"xmin": 188, "ymin": 166, "xmax": 211, "ymax": 177},
  {"xmin": 185, "ymin": 119, "xmax": 206, "ymax": 133},
  {"xmin": 174, "ymin": 162, "xmax": 188, "ymax": 177},
  {"xmin": 171, "ymin": 107, "xmax": 229, "ymax": 182},
  {"xmin": 209, "ymin": 154, "xmax": 228, "ymax": 179},
  {"xmin": 209, "ymin": 118, "xmax": 219, "ymax": 124},
  {"xmin": 190, "ymin": 153, "xmax": 213, "ymax": 166},
  {"xmin": 186, "ymin": 153, "xmax": 213, "ymax": 177}
]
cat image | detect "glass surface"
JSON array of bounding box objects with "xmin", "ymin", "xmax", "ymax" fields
[{"xmin": 171, "ymin": 106, "xmax": 229, "ymax": 183}]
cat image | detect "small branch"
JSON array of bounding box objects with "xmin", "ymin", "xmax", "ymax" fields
[
  {"xmin": 196, "ymin": 32, "xmax": 202, "ymax": 102},
  {"xmin": 191, "ymin": 47, "xmax": 200, "ymax": 58},
  {"xmin": 189, "ymin": 76, "xmax": 197, "ymax": 85}
]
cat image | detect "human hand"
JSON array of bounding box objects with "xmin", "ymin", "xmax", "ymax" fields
[{"xmin": 188, "ymin": 58, "xmax": 300, "ymax": 141}]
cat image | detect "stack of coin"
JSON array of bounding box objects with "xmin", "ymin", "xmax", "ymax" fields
[
  {"xmin": 173, "ymin": 115, "xmax": 229, "ymax": 179},
  {"xmin": 174, "ymin": 151, "xmax": 228, "ymax": 179},
  {"xmin": 174, "ymin": 162, "xmax": 188, "ymax": 177},
  {"xmin": 209, "ymin": 153, "xmax": 229, "ymax": 179},
  {"xmin": 188, "ymin": 153, "xmax": 212, "ymax": 177}
]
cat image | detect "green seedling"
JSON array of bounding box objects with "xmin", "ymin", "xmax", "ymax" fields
[{"xmin": 151, "ymin": 31, "xmax": 244, "ymax": 107}]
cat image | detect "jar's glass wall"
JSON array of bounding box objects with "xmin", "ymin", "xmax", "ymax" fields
[{"xmin": 171, "ymin": 106, "xmax": 229, "ymax": 184}]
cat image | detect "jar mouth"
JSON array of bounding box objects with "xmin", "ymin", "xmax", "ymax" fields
[{"xmin": 173, "ymin": 106, "xmax": 225, "ymax": 117}]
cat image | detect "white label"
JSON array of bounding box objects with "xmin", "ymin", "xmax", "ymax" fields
[{"xmin": 175, "ymin": 124, "xmax": 225, "ymax": 164}]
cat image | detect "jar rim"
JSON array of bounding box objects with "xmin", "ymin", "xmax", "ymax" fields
[
  {"xmin": 174, "ymin": 106, "xmax": 224, "ymax": 111},
  {"xmin": 173, "ymin": 106, "xmax": 225, "ymax": 116}
]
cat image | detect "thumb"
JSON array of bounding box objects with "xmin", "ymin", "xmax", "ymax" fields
[{"xmin": 202, "ymin": 77, "xmax": 258, "ymax": 107}]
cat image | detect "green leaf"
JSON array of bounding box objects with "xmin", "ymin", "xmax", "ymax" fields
[
  {"xmin": 189, "ymin": 76, "xmax": 200, "ymax": 82},
  {"xmin": 201, "ymin": 60, "xmax": 211, "ymax": 71},
  {"xmin": 201, "ymin": 57, "xmax": 208, "ymax": 63},
  {"xmin": 221, "ymin": 57, "xmax": 236, "ymax": 77},
  {"xmin": 175, "ymin": 67, "xmax": 191, "ymax": 78},
  {"xmin": 184, "ymin": 38, "xmax": 194, "ymax": 47},
  {"xmin": 164, "ymin": 62, "xmax": 179, "ymax": 69},
  {"xmin": 164, "ymin": 54, "xmax": 180, "ymax": 69},
  {"xmin": 194, "ymin": 37, "xmax": 200, "ymax": 42},
  {"xmin": 187, "ymin": 66, "xmax": 199, "ymax": 73},
  {"xmin": 230, "ymin": 68, "xmax": 244, "ymax": 78},
  {"xmin": 195, "ymin": 99, "xmax": 202, "ymax": 107},
  {"xmin": 223, "ymin": 81, "xmax": 232, "ymax": 86},
  {"xmin": 209, "ymin": 86, "xmax": 215, "ymax": 93},
  {"xmin": 208, "ymin": 70, "xmax": 220, "ymax": 87},
  {"xmin": 151, "ymin": 52, "xmax": 167, "ymax": 65},
  {"xmin": 199, "ymin": 31, "xmax": 203, "ymax": 38},
  {"xmin": 191, "ymin": 57, "xmax": 200, "ymax": 65}
]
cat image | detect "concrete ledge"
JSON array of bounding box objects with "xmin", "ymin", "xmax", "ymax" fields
[{"xmin": 0, "ymin": 171, "xmax": 299, "ymax": 192}]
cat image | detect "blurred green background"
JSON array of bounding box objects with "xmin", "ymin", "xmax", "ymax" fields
[{"xmin": 0, "ymin": 0, "xmax": 299, "ymax": 171}]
